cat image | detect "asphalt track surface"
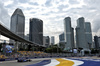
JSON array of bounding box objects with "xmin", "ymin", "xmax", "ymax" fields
[
  {"xmin": 1, "ymin": 58, "xmax": 100, "ymax": 66},
  {"xmin": 0, "ymin": 58, "xmax": 51, "ymax": 66},
  {"xmin": 25, "ymin": 58, "xmax": 100, "ymax": 66},
  {"xmin": 70, "ymin": 58, "xmax": 100, "ymax": 66}
]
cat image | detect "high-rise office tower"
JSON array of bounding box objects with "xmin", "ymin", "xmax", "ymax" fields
[
  {"xmin": 10, "ymin": 8, "xmax": 25, "ymax": 37},
  {"xmin": 71, "ymin": 28, "xmax": 75, "ymax": 48},
  {"xmin": 98, "ymin": 37, "xmax": 100, "ymax": 48},
  {"xmin": 85, "ymin": 22, "xmax": 92, "ymax": 48},
  {"xmin": 76, "ymin": 27, "xmax": 80, "ymax": 48},
  {"xmin": 59, "ymin": 33, "xmax": 66, "ymax": 49},
  {"xmin": 76, "ymin": 17, "xmax": 88, "ymax": 49},
  {"xmin": 64, "ymin": 17, "xmax": 74, "ymax": 50},
  {"xmin": 43, "ymin": 36, "xmax": 50, "ymax": 47},
  {"xmin": 94, "ymin": 36, "xmax": 99, "ymax": 49},
  {"xmin": 51, "ymin": 36, "xmax": 55, "ymax": 45},
  {"xmin": 29, "ymin": 18, "xmax": 43, "ymax": 45},
  {"xmin": 59, "ymin": 33, "xmax": 65, "ymax": 42},
  {"xmin": 10, "ymin": 8, "xmax": 25, "ymax": 43}
]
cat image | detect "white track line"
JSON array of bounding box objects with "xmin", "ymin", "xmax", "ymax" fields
[{"xmin": 44, "ymin": 59, "xmax": 60, "ymax": 66}]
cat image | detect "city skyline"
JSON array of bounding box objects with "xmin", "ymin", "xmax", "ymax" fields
[
  {"xmin": 1, "ymin": 1, "xmax": 100, "ymax": 66},
  {"xmin": 0, "ymin": 0, "xmax": 100, "ymax": 43}
]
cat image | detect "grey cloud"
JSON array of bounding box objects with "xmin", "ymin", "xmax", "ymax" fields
[
  {"xmin": 4, "ymin": 0, "xmax": 18, "ymax": 9},
  {"xmin": 82, "ymin": 0, "xmax": 100, "ymax": 33},
  {"xmin": 84, "ymin": 0, "xmax": 100, "ymax": 10},
  {"xmin": 26, "ymin": 7, "xmax": 32, "ymax": 10},
  {"xmin": 41, "ymin": 13, "xmax": 49, "ymax": 15},
  {"xmin": 58, "ymin": 4, "xmax": 69, "ymax": 11},
  {"xmin": 29, "ymin": 2, "xmax": 39, "ymax": 6},
  {"xmin": 68, "ymin": 0, "xmax": 79, "ymax": 4},
  {"xmin": 92, "ymin": 18, "xmax": 100, "ymax": 32},
  {"xmin": 12, "ymin": 0, "xmax": 19, "ymax": 4},
  {"xmin": 5, "ymin": 4, "xmax": 14, "ymax": 8},
  {"xmin": 18, "ymin": 0, "xmax": 28, "ymax": 3},
  {"xmin": 45, "ymin": 0, "xmax": 52, "ymax": 7},
  {"xmin": 30, "ymin": 12, "xmax": 36, "ymax": 14},
  {"xmin": 84, "ymin": 0, "xmax": 100, "ymax": 5},
  {"xmin": 0, "ymin": 1, "xmax": 10, "ymax": 29}
]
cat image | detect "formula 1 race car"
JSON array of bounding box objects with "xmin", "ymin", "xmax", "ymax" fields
[{"xmin": 17, "ymin": 58, "xmax": 32, "ymax": 62}]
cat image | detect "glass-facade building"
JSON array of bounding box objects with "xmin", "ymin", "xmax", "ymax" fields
[
  {"xmin": 94, "ymin": 36, "xmax": 99, "ymax": 49},
  {"xmin": 64, "ymin": 17, "xmax": 74, "ymax": 49},
  {"xmin": 76, "ymin": 17, "xmax": 87, "ymax": 49},
  {"xmin": 85, "ymin": 22, "xmax": 92, "ymax": 48},
  {"xmin": 43, "ymin": 36, "xmax": 50, "ymax": 47},
  {"xmin": 76, "ymin": 17, "xmax": 92, "ymax": 49},
  {"xmin": 10, "ymin": 8, "xmax": 25, "ymax": 38},
  {"xmin": 51, "ymin": 36, "xmax": 55, "ymax": 45},
  {"xmin": 29, "ymin": 18, "xmax": 43, "ymax": 45},
  {"xmin": 10, "ymin": 8, "xmax": 25, "ymax": 43},
  {"xmin": 59, "ymin": 33, "xmax": 65, "ymax": 42}
]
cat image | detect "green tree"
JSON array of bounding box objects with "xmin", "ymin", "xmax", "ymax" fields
[{"xmin": 45, "ymin": 44, "xmax": 62, "ymax": 53}]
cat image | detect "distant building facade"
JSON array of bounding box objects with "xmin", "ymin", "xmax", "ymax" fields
[
  {"xmin": 51, "ymin": 36, "xmax": 55, "ymax": 45},
  {"xmin": 94, "ymin": 36, "xmax": 99, "ymax": 49},
  {"xmin": 64, "ymin": 17, "xmax": 74, "ymax": 50},
  {"xmin": 71, "ymin": 28, "xmax": 75, "ymax": 48},
  {"xmin": 76, "ymin": 17, "xmax": 87, "ymax": 49},
  {"xmin": 85, "ymin": 22, "xmax": 92, "ymax": 48},
  {"xmin": 59, "ymin": 33, "xmax": 65, "ymax": 42},
  {"xmin": 76, "ymin": 17, "xmax": 92, "ymax": 49},
  {"xmin": 43, "ymin": 36, "xmax": 50, "ymax": 47},
  {"xmin": 10, "ymin": 8, "xmax": 25, "ymax": 43},
  {"xmin": 25, "ymin": 34, "xmax": 29, "ymax": 40},
  {"xmin": 29, "ymin": 18, "xmax": 43, "ymax": 45},
  {"xmin": 59, "ymin": 33, "xmax": 66, "ymax": 50},
  {"xmin": 98, "ymin": 37, "xmax": 100, "ymax": 48}
]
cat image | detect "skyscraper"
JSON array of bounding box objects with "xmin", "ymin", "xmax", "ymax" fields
[
  {"xmin": 59, "ymin": 33, "xmax": 65, "ymax": 42},
  {"xmin": 85, "ymin": 22, "xmax": 92, "ymax": 48},
  {"xmin": 71, "ymin": 28, "xmax": 75, "ymax": 48},
  {"xmin": 76, "ymin": 17, "xmax": 88, "ymax": 49},
  {"xmin": 10, "ymin": 8, "xmax": 25, "ymax": 43},
  {"xmin": 94, "ymin": 36, "xmax": 99, "ymax": 49},
  {"xmin": 43, "ymin": 36, "xmax": 50, "ymax": 47},
  {"xmin": 29, "ymin": 18, "xmax": 43, "ymax": 45},
  {"xmin": 10, "ymin": 8, "xmax": 25, "ymax": 37},
  {"xmin": 51, "ymin": 36, "xmax": 55, "ymax": 45},
  {"xmin": 64, "ymin": 17, "xmax": 74, "ymax": 50},
  {"xmin": 76, "ymin": 27, "xmax": 80, "ymax": 48},
  {"xmin": 59, "ymin": 33, "xmax": 66, "ymax": 50},
  {"xmin": 98, "ymin": 37, "xmax": 100, "ymax": 48}
]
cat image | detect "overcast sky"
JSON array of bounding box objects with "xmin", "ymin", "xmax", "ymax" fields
[{"xmin": 0, "ymin": 0, "xmax": 100, "ymax": 43}]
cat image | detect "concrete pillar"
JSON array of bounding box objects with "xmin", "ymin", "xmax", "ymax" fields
[
  {"xmin": 23, "ymin": 43, "xmax": 25, "ymax": 50},
  {"xmin": 24, "ymin": 43, "xmax": 28, "ymax": 50},
  {"xmin": 32, "ymin": 45, "xmax": 34, "ymax": 51},
  {"xmin": 20, "ymin": 42, "xmax": 23, "ymax": 49},
  {"xmin": 15, "ymin": 41, "xmax": 18, "ymax": 51},
  {"xmin": 19, "ymin": 42, "xmax": 23, "ymax": 49},
  {"xmin": 18, "ymin": 42, "xmax": 21, "ymax": 50}
]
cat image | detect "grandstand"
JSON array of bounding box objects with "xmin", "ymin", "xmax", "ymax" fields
[{"xmin": 0, "ymin": 54, "xmax": 7, "ymax": 59}]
